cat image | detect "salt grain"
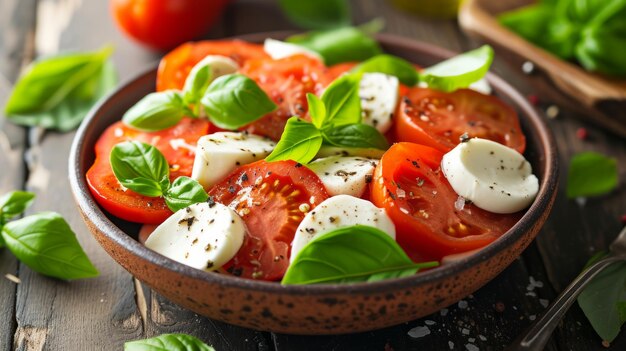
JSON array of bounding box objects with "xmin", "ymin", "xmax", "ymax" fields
[
  {"xmin": 408, "ymin": 326, "xmax": 431, "ymax": 338},
  {"xmin": 478, "ymin": 335, "xmax": 487, "ymax": 341},
  {"xmin": 454, "ymin": 196, "xmax": 466, "ymax": 211},
  {"xmin": 539, "ymin": 299, "xmax": 549, "ymax": 308},
  {"xmin": 448, "ymin": 341, "xmax": 455, "ymax": 350},
  {"xmin": 425, "ymin": 320, "xmax": 436, "ymax": 326},
  {"xmin": 440, "ymin": 308, "xmax": 449, "ymax": 316},
  {"xmin": 461, "ymin": 328, "xmax": 470, "ymax": 335},
  {"xmin": 466, "ymin": 343, "xmax": 479, "ymax": 351},
  {"xmin": 458, "ymin": 300, "xmax": 468, "ymax": 309},
  {"xmin": 529, "ymin": 315, "xmax": 537, "ymax": 321}
]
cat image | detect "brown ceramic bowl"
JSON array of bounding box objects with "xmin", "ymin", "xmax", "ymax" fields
[{"xmin": 69, "ymin": 32, "xmax": 558, "ymax": 335}]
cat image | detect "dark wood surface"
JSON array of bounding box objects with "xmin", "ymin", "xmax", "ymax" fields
[{"xmin": 0, "ymin": 0, "xmax": 624, "ymax": 350}]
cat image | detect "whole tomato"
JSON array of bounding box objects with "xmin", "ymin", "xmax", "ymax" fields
[{"xmin": 110, "ymin": 0, "xmax": 230, "ymax": 51}]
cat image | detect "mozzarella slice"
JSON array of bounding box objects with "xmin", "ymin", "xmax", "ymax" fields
[
  {"xmin": 145, "ymin": 202, "xmax": 246, "ymax": 271},
  {"xmin": 263, "ymin": 38, "xmax": 323, "ymax": 61},
  {"xmin": 307, "ymin": 156, "xmax": 378, "ymax": 197},
  {"xmin": 191, "ymin": 132, "xmax": 276, "ymax": 189},
  {"xmin": 315, "ymin": 146, "xmax": 385, "ymax": 159},
  {"xmin": 359, "ymin": 73, "xmax": 399, "ymax": 134},
  {"xmin": 291, "ymin": 195, "xmax": 395, "ymax": 261},
  {"xmin": 183, "ymin": 55, "xmax": 239, "ymax": 92},
  {"xmin": 441, "ymin": 138, "xmax": 539, "ymax": 214}
]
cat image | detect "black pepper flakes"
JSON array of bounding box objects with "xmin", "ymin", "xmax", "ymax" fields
[
  {"xmin": 365, "ymin": 174, "xmax": 373, "ymax": 184},
  {"xmin": 459, "ymin": 132, "xmax": 470, "ymax": 143},
  {"xmin": 207, "ymin": 196, "xmax": 216, "ymax": 208}
]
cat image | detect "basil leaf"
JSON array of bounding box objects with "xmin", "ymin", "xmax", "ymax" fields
[
  {"xmin": 201, "ymin": 74, "xmax": 277, "ymax": 130},
  {"xmin": 307, "ymin": 93, "xmax": 326, "ymax": 129},
  {"xmin": 122, "ymin": 91, "xmax": 188, "ymax": 132},
  {"xmin": 278, "ymin": 0, "xmax": 350, "ymax": 30},
  {"xmin": 110, "ymin": 141, "xmax": 170, "ymax": 197},
  {"xmin": 6, "ymin": 57, "xmax": 117, "ymax": 131},
  {"xmin": 577, "ymin": 252, "xmax": 626, "ymax": 343},
  {"xmin": 322, "ymin": 123, "xmax": 389, "ymax": 150},
  {"xmin": 420, "ymin": 45, "xmax": 494, "ymax": 92},
  {"xmin": 320, "ymin": 73, "xmax": 361, "ymax": 126},
  {"xmin": 183, "ymin": 64, "xmax": 212, "ymax": 104},
  {"xmin": 164, "ymin": 177, "xmax": 209, "ymax": 213},
  {"xmin": 265, "ymin": 117, "xmax": 323, "ymax": 164},
  {"xmin": 124, "ymin": 333, "xmax": 214, "ymax": 351},
  {"xmin": 0, "ymin": 191, "xmax": 35, "ymax": 223},
  {"xmin": 1, "ymin": 212, "xmax": 99, "ymax": 280},
  {"xmin": 352, "ymin": 54, "xmax": 418, "ymax": 86},
  {"xmin": 566, "ymin": 152, "xmax": 618, "ymax": 198},
  {"xmin": 287, "ymin": 26, "xmax": 382, "ymax": 65},
  {"xmin": 499, "ymin": 4, "xmax": 554, "ymax": 52},
  {"xmin": 5, "ymin": 46, "xmax": 115, "ymax": 131},
  {"xmin": 282, "ymin": 225, "xmax": 438, "ymax": 285}
]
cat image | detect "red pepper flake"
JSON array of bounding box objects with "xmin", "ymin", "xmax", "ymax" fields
[
  {"xmin": 620, "ymin": 214, "xmax": 626, "ymax": 225},
  {"xmin": 495, "ymin": 301, "xmax": 505, "ymax": 312},
  {"xmin": 527, "ymin": 94, "xmax": 539, "ymax": 106},
  {"xmin": 576, "ymin": 127, "xmax": 588, "ymax": 140}
]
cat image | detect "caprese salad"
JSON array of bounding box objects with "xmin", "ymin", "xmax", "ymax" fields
[{"xmin": 86, "ymin": 30, "xmax": 539, "ymax": 284}]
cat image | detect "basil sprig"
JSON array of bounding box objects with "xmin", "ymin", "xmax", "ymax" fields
[
  {"xmin": 566, "ymin": 152, "xmax": 618, "ymax": 198},
  {"xmin": 125, "ymin": 333, "xmax": 215, "ymax": 351},
  {"xmin": 0, "ymin": 191, "xmax": 98, "ymax": 280},
  {"xmin": 4, "ymin": 46, "xmax": 117, "ymax": 131},
  {"xmin": 110, "ymin": 141, "xmax": 208, "ymax": 212},
  {"xmin": 124, "ymin": 72, "xmax": 276, "ymax": 132},
  {"xmin": 282, "ymin": 225, "xmax": 438, "ymax": 285},
  {"xmin": 266, "ymin": 73, "xmax": 389, "ymax": 164}
]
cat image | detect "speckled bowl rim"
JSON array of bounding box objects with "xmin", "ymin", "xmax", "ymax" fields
[{"xmin": 69, "ymin": 32, "xmax": 558, "ymax": 296}]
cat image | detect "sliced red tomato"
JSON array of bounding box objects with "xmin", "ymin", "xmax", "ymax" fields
[
  {"xmin": 156, "ymin": 40, "xmax": 269, "ymax": 91},
  {"xmin": 370, "ymin": 142, "xmax": 521, "ymax": 261},
  {"xmin": 237, "ymin": 55, "xmax": 327, "ymax": 140},
  {"xmin": 396, "ymin": 88, "xmax": 526, "ymax": 154},
  {"xmin": 87, "ymin": 118, "xmax": 210, "ymax": 224},
  {"xmin": 209, "ymin": 160, "xmax": 329, "ymax": 281}
]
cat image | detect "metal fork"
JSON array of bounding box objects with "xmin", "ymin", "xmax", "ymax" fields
[{"xmin": 507, "ymin": 226, "xmax": 626, "ymax": 351}]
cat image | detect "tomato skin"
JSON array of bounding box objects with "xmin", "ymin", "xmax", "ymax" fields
[
  {"xmin": 86, "ymin": 118, "xmax": 210, "ymax": 224},
  {"xmin": 110, "ymin": 0, "xmax": 230, "ymax": 51},
  {"xmin": 156, "ymin": 40, "xmax": 269, "ymax": 91},
  {"xmin": 209, "ymin": 160, "xmax": 329, "ymax": 280},
  {"xmin": 370, "ymin": 142, "xmax": 521, "ymax": 261},
  {"xmin": 396, "ymin": 88, "xmax": 526, "ymax": 154}
]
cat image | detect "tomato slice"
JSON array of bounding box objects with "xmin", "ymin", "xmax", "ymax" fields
[
  {"xmin": 208, "ymin": 160, "xmax": 329, "ymax": 280},
  {"xmin": 370, "ymin": 142, "xmax": 521, "ymax": 261},
  {"xmin": 156, "ymin": 40, "xmax": 269, "ymax": 91},
  {"xmin": 396, "ymin": 88, "xmax": 526, "ymax": 154},
  {"xmin": 86, "ymin": 118, "xmax": 210, "ymax": 224}
]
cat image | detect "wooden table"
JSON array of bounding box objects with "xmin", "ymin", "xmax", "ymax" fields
[{"xmin": 1, "ymin": 1, "xmax": 624, "ymax": 350}]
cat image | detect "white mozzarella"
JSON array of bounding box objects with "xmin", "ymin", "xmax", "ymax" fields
[
  {"xmin": 145, "ymin": 202, "xmax": 246, "ymax": 271},
  {"xmin": 441, "ymin": 138, "xmax": 539, "ymax": 214},
  {"xmin": 315, "ymin": 146, "xmax": 385, "ymax": 159},
  {"xmin": 191, "ymin": 132, "xmax": 276, "ymax": 189},
  {"xmin": 359, "ymin": 73, "xmax": 399, "ymax": 134},
  {"xmin": 291, "ymin": 195, "xmax": 395, "ymax": 261},
  {"xmin": 263, "ymin": 38, "xmax": 323, "ymax": 61},
  {"xmin": 307, "ymin": 156, "xmax": 378, "ymax": 197},
  {"xmin": 183, "ymin": 55, "xmax": 239, "ymax": 93}
]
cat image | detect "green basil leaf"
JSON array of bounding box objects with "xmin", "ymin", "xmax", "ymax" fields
[
  {"xmin": 265, "ymin": 117, "xmax": 323, "ymax": 164},
  {"xmin": 499, "ymin": 4, "xmax": 554, "ymax": 51},
  {"xmin": 566, "ymin": 152, "xmax": 618, "ymax": 198},
  {"xmin": 201, "ymin": 74, "xmax": 277, "ymax": 130},
  {"xmin": 278, "ymin": 0, "xmax": 350, "ymax": 30},
  {"xmin": 420, "ymin": 45, "xmax": 494, "ymax": 92},
  {"xmin": 164, "ymin": 177, "xmax": 209, "ymax": 213},
  {"xmin": 322, "ymin": 123, "xmax": 389, "ymax": 150},
  {"xmin": 282, "ymin": 225, "xmax": 438, "ymax": 285},
  {"xmin": 577, "ymin": 252, "xmax": 626, "ymax": 343},
  {"xmin": 110, "ymin": 141, "xmax": 170, "ymax": 197},
  {"xmin": 6, "ymin": 58, "xmax": 117, "ymax": 131},
  {"xmin": 576, "ymin": 25, "xmax": 626, "ymax": 76},
  {"xmin": 307, "ymin": 93, "xmax": 326, "ymax": 129},
  {"xmin": 352, "ymin": 54, "xmax": 418, "ymax": 86},
  {"xmin": 320, "ymin": 73, "xmax": 361, "ymax": 126},
  {"xmin": 124, "ymin": 333, "xmax": 215, "ymax": 351},
  {"xmin": 0, "ymin": 191, "xmax": 35, "ymax": 223},
  {"xmin": 1, "ymin": 212, "xmax": 99, "ymax": 280},
  {"xmin": 122, "ymin": 91, "xmax": 187, "ymax": 132},
  {"xmin": 183, "ymin": 64, "xmax": 212, "ymax": 104},
  {"xmin": 287, "ymin": 26, "xmax": 382, "ymax": 65}
]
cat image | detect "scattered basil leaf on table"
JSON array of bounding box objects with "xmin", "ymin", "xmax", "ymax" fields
[
  {"xmin": 200, "ymin": 74, "xmax": 277, "ymax": 129},
  {"xmin": 577, "ymin": 251, "xmax": 626, "ymax": 343},
  {"xmin": 352, "ymin": 54, "xmax": 418, "ymax": 86},
  {"xmin": 420, "ymin": 45, "xmax": 494, "ymax": 92},
  {"xmin": 265, "ymin": 117, "xmax": 323, "ymax": 164},
  {"xmin": 322, "ymin": 124, "xmax": 390, "ymax": 150},
  {"xmin": 1, "ymin": 212, "xmax": 99, "ymax": 280},
  {"xmin": 566, "ymin": 152, "xmax": 618, "ymax": 198},
  {"xmin": 0, "ymin": 191, "xmax": 35, "ymax": 224},
  {"xmin": 122, "ymin": 91, "xmax": 189, "ymax": 132},
  {"xmin": 282, "ymin": 225, "xmax": 438, "ymax": 285},
  {"xmin": 278, "ymin": 0, "xmax": 350, "ymax": 30},
  {"xmin": 124, "ymin": 333, "xmax": 215, "ymax": 351},
  {"xmin": 110, "ymin": 141, "xmax": 208, "ymax": 213},
  {"xmin": 4, "ymin": 46, "xmax": 117, "ymax": 131}
]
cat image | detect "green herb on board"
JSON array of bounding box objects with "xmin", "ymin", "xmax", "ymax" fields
[{"xmin": 124, "ymin": 333, "xmax": 215, "ymax": 351}]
